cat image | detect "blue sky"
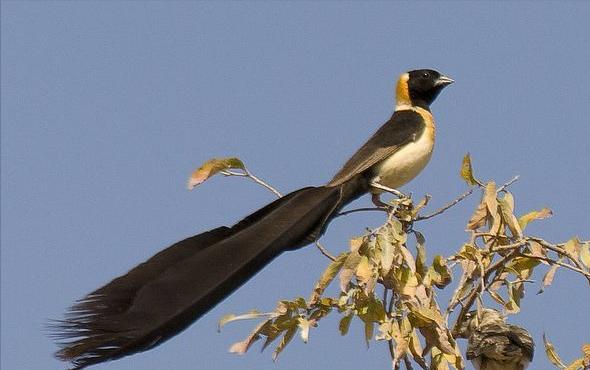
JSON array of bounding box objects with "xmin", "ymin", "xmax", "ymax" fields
[{"xmin": 2, "ymin": 2, "xmax": 589, "ymax": 370}]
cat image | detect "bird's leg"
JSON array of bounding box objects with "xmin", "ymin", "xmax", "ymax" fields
[
  {"xmin": 371, "ymin": 193, "xmax": 390, "ymax": 208},
  {"xmin": 369, "ymin": 182, "xmax": 408, "ymax": 199}
]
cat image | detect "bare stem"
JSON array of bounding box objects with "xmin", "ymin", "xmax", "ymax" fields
[
  {"xmin": 315, "ymin": 241, "xmax": 336, "ymax": 261},
  {"xmin": 415, "ymin": 188, "xmax": 474, "ymax": 221},
  {"xmin": 497, "ymin": 175, "xmax": 520, "ymax": 193}
]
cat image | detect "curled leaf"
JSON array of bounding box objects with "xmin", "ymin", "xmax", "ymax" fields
[
  {"xmin": 188, "ymin": 157, "xmax": 245, "ymax": 190},
  {"xmin": 544, "ymin": 333, "xmax": 567, "ymax": 369},
  {"xmin": 518, "ymin": 207, "xmax": 553, "ymax": 230},
  {"xmin": 460, "ymin": 153, "xmax": 479, "ymax": 186}
]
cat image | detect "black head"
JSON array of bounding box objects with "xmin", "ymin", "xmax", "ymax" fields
[{"xmin": 396, "ymin": 69, "xmax": 454, "ymax": 109}]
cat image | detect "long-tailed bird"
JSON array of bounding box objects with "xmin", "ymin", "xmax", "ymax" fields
[
  {"xmin": 53, "ymin": 69, "xmax": 453, "ymax": 369},
  {"xmin": 457, "ymin": 309, "xmax": 535, "ymax": 370}
]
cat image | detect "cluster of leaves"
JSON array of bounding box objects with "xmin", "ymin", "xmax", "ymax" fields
[
  {"xmin": 191, "ymin": 155, "xmax": 589, "ymax": 369},
  {"xmin": 544, "ymin": 335, "xmax": 590, "ymax": 370}
]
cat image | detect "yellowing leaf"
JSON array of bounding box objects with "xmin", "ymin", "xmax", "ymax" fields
[
  {"xmin": 543, "ymin": 333, "xmax": 567, "ymax": 369},
  {"xmin": 188, "ymin": 157, "xmax": 245, "ymax": 190},
  {"xmin": 580, "ymin": 243, "xmax": 590, "ymax": 268},
  {"xmin": 467, "ymin": 198, "xmax": 488, "ymax": 230},
  {"xmin": 538, "ymin": 263, "xmax": 560, "ymax": 295},
  {"xmin": 498, "ymin": 192, "xmax": 523, "ymax": 238},
  {"xmin": 339, "ymin": 251, "xmax": 362, "ymax": 292},
  {"xmin": 460, "ymin": 153, "xmax": 479, "ymax": 186},
  {"xmin": 563, "ymin": 358, "xmax": 585, "ymax": 370},
  {"xmin": 518, "ymin": 207, "xmax": 553, "ymax": 230},
  {"xmin": 564, "ymin": 238, "xmax": 582, "ymax": 258},
  {"xmin": 431, "ymin": 255, "xmax": 452, "ymax": 289},
  {"xmin": 309, "ymin": 252, "xmax": 349, "ymax": 303},
  {"xmin": 356, "ymin": 256, "xmax": 373, "ymax": 285}
]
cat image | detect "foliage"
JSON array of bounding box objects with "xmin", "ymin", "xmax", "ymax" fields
[{"xmin": 192, "ymin": 155, "xmax": 590, "ymax": 369}]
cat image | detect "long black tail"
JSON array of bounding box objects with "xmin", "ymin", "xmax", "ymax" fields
[{"xmin": 52, "ymin": 180, "xmax": 366, "ymax": 369}]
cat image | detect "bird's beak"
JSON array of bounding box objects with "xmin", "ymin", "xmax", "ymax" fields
[{"xmin": 435, "ymin": 75, "xmax": 455, "ymax": 87}]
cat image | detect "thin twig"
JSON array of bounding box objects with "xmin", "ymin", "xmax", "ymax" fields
[
  {"xmin": 315, "ymin": 241, "xmax": 336, "ymax": 261},
  {"xmin": 520, "ymin": 253, "xmax": 590, "ymax": 284},
  {"xmin": 336, "ymin": 207, "xmax": 386, "ymax": 218},
  {"xmin": 220, "ymin": 169, "xmax": 283, "ymax": 198},
  {"xmin": 415, "ymin": 188, "xmax": 474, "ymax": 221},
  {"xmin": 497, "ymin": 175, "xmax": 520, "ymax": 193},
  {"xmin": 244, "ymin": 168, "xmax": 283, "ymax": 198}
]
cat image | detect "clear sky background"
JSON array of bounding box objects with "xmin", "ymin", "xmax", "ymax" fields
[{"xmin": 2, "ymin": 2, "xmax": 589, "ymax": 370}]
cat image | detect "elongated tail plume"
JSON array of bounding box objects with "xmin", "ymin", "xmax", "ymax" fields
[{"xmin": 52, "ymin": 180, "xmax": 366, "ymax": 369}]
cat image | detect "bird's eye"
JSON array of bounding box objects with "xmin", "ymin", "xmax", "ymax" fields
[{"xmin": 422, "ymin": 72, "xmax": 430, "ymax": 78}]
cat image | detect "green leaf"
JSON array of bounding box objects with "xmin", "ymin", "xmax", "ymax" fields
[
  {"xmin": 518, "ymin": 207, "xmax": 553, "ymax": 230},
  {"xmin": 415, "ymin": 231, "xmax": 428, "ymax": 279},
  {"xmin": 431, "ymin": 255, "xmax": 452, "ymax": 289},
  {"xmin": 273, "ymin": 325, "xmax": 297, "ymax": 361},
  {"xmin": 338, "ymin": 314, "xmax": 353, "ymax": 336},
  {"xmin": 460, "ymin": 153, "xmax": 479, "ymax": 186},
  {"xmin": 188, "ymin": 157, "xmax": 245, "ymax": 190},
  {"xmin": 543, "ymin": 333, "xmax": 567, "ymax": 369},
  {"xmin": 364, "ymin": 321, "xmax": 374, "ymax": 347}
]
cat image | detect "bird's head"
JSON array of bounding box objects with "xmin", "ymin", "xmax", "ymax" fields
[{"xmin": 396, "ymin": 69, "xmax": 454, "ymax": 110}]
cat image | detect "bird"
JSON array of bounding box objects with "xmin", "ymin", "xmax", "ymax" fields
[
  {"xmin": 456, "ymin": 309, "xmax": 535, "ymax": 370},
  {"xmin": 52, "ymin": 69, "xmax": 454, "ymax": 369}
]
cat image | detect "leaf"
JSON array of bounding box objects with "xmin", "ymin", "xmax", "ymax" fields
[
  {"xmin": 309, "ymin": 252, "xmax": 349, "ymax": 303},
  {"xmin": 218, "ymin": 310, "xmax": 267, "ymax": 331},
  {"xmin": 356, "ymin": 255, "xmax": 374, "ymax": 293},
  {"xmin": 498, "ymin": 192, "xmax": 523, "ymax": 238},
  {"xmin": 415, "ymin": 231, "xmax": 428, "ymax": 278},
  {"xmin": 484, "ymin": 182, "xmax": 501, "ymax": 231},
  {"xmin": 460, "ymin": 153, "xmax": 479, "ymax": 186},
  {"xmin": 431, "ymin": 255, "xmax": 452, "ymax": 289},
  {"xmin": 339, "ymin": 251, "xmax": 362, "ymax": 292},
  {"xmin": 538, "ymin": 263, "xmax": 560, "ymax": 294},
  {"xmin": 364, "ymin": 321, "xmax": 374, "ymax": 347},
  {"xmin": 580, "ymin": 243, "xmax": 590, "ymax": 269},
  {"xmin": 564, "ymin": 358, "xmax": 585, "ymax": 370},
  {"xmin": 272, "ymin": 325, "xmax": 297, "ymax": 361},
  {"xmin": 467, "ymin": 197, "xmax": 488, "ymax": 230},
  {"xmin": 505, "ymin": 282, "xmax": 522, "ymax": 314},
  {"xmin": 544, "ymin": 333, "xmax": 567, "ymax": 369},
  {"xmin": 564, "ymin": 238, "xmax": 582, "ymax": 259},
  {"xmin": 229, "ymin": 319, "xmax": 271, "ymax": 354},
  {"xmin": 409, "ymin": 329, "xmax": 428, "ymax": 368},
  {"xmin": 379, "ymin": 232, "xmax": 395, "ymax": 276},
  {"xmin": 339, "ymin": 314, "xmax": 353, "ymax": 336},
  {"xmin": 518, "ymin": 207, "xmax": 553, "ymax": 230},
  {"xmin": 188, "ymin": 157, "xmax": 245, "ymax": 190},
  {"xmin": 506, "ymin": 257, "xmax": 540, "ymax": 280}
]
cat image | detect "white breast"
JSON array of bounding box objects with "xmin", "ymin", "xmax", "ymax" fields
[{"xmin": 371, "ymin": 128, "xmax": 434, "ymax": 191}]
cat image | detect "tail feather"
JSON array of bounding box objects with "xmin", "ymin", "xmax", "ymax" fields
[{"xmin": 53, "ymin": 182, "xmax": 364, "ymax": 369}]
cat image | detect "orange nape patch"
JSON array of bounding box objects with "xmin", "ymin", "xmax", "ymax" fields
[{"xmin": 395, "ymin": 72, "xmax": 411, "ymax": 107}]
